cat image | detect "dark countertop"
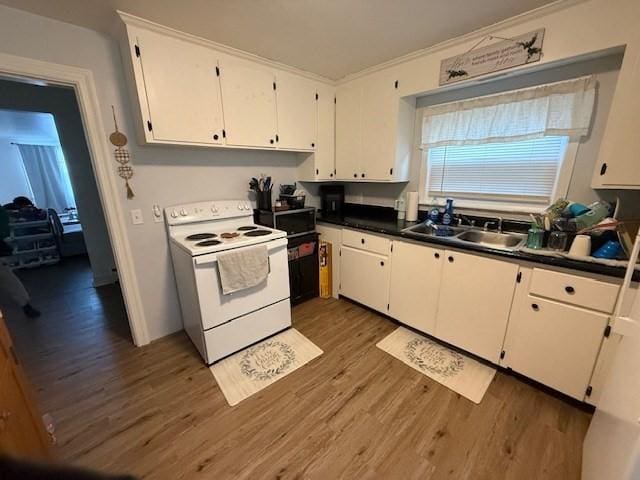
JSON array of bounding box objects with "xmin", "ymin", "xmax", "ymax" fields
[{"xmin": 317, "ymin": 207, "xmax": 637, "ymax": 281}]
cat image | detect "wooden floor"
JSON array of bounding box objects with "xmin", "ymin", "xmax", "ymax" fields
[{"xmin": 4, "ymin": 257, "xmax": 591, "ymax": 479}]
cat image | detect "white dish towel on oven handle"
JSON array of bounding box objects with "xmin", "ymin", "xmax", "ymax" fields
[{"xmin": 217, "ymin": 244, "xmax": 270, "ymax": 295}]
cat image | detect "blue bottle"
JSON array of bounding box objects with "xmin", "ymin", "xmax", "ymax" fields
[
  {"xmin": 428, "ymin": 208, "xmax": 440, "ymax": 223},
  {"xmin": 442, "ymin": 198, "xmax": 454, "ymax": 226}
]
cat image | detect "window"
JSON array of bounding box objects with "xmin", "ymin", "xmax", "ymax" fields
[
  {"xmin": 419, "ymin": 76, "xmax": 595, "ymax": 212},
  {"xmin": 424, "ymin": 136, "xmax": 572, "ymax": 209}
]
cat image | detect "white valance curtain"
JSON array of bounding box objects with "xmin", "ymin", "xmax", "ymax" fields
[{"xmin": 421, "ymin": 76, "xmax": 597, "ymax": 148}]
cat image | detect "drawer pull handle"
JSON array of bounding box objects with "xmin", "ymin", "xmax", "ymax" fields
[
  {"xmin": 532, "ymin": 303, "xmax": 540, "ymax": 311},
  {"xmin": 448, "ymin": 256, "xmax": 454, "ymax": 263},
  {"xmin": 434, "ymin": 253, "xmax": 440, "ymax": 259},
  {"xmin": 361, "ymin": 238, "xmax": 365, "ymax": 244},
  {"xmin": 380, "ymin": 261, "xmax": 385, "ymax": 267},
  {"xmin": 565, "ymin": 286, "xmax": 575, "ymax": 294}
]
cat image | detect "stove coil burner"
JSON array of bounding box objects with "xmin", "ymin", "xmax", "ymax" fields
[
  {"xmin": 244, "ymin": 229, "xmax": 272, "ymax": 237},
  {"xmin": 186, "ymin": 233, "xmax": 217, "ymax": 241},
  {"xmin": 237, "ymin": 226, "xmax": 259, "ymax": 231},
  {"xmin": 195, "ymin": 239, "xmax": 222, "ymax": 247}
]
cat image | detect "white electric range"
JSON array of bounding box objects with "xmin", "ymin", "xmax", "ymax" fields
[{"xmin": 165, "ymin": 200, "xmax": 291, "ymax": 364}]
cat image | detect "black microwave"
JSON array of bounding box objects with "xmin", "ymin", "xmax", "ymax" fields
[{"xmin": 256, "ymin": 207, "xmax": 316, "ymax": 238}]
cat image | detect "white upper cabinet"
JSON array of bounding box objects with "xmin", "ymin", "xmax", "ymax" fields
[
  {"xmin": 275, "ymin": 72, "xmax": 317, "ymax": 151},
  {"xmin": 218, "ymin": 57, "xmax": 277, "ymax": 148},
  {"xmin": 591, "ymin": 42, "xmax": 640, "ymax": 189},
  {"xmin": 129, "ymin": 28, "xmax": 224, "ymax": 145},
  {"xmin": 120, "ymin": 17, "xmax": 333, "ymax": 153},
  {"xmin": 335, "ymin": 71, "xmax": 414, "ymax": 182},
  {"xmin": 314, "ymin": 83, "xmax": 336, "ymax": 180},
  {"xmin": 335, "ymin": 82, "xmax": 362, "ymax": 180}
]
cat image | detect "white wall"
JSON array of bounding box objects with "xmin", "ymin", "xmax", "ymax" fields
[
  {"xmin": 0, "ymin": 5, "xmax": 315, "ymax": 341},
  {"xmin": 339, "ymin": 0, "xmax": 640, "ymax": 218}
]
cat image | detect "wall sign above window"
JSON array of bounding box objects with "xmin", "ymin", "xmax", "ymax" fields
[{"xmin": 439, "ymin": 29, "xmax": 545, "ymax": 86}]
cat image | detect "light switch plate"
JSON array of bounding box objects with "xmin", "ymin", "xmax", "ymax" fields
[
  {"xmin": 152, "ymin": 204, "xmax": 163, "ymax": 223},
  {"xmin": 130, "ymin": 209, "xmax": 144, "ymax": 225}
]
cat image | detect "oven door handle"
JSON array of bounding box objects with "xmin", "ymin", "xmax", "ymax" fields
[{"xmin": 193, "ymin": 238, "xmax": 287, "ymax": 266}]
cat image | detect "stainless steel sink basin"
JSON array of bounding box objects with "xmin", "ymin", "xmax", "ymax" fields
[
  {"xmin": 402, "ymin": 222, "xmax": 465, "ymax": 237},
  {"xmin": 455, "ymin": 230, "xmax": 526, "ymax": 251}
]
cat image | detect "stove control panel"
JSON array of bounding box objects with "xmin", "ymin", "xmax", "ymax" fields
[{"xmin": 165, "ymin": 200, "xmax": 254, "ymax": 225}]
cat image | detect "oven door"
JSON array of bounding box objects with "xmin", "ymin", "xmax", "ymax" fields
[{"xmin": 193, "ymin": 238, "xmax": 290, "ymax": 330}]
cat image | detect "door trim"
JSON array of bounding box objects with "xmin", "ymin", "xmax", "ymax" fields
[{"xmin": 0, "ymin": 52, "xmax": 150, "ymax": 345}]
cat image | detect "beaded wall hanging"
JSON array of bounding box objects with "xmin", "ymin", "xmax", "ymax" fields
[{"xmin": 109, "ymin": 106, "xmax": 135, "ymax": 199}]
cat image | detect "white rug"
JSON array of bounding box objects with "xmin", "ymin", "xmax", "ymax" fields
[
  {"xmin": 210, "ymin": 328, "xmax": 323, "ymax": 406},
  {"xmin": 376, "ymin": 327, "xmax": 496, "ymax": 404}
]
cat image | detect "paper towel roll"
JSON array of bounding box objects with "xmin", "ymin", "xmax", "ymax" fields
[{"xmin": 406, "ymin": 191, "xmax": 419, "ymax": 221}]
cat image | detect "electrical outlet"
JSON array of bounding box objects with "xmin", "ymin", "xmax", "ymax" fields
[{"xmin": 130, "ymin": 209, "xmax": 144, "ymax": 225}]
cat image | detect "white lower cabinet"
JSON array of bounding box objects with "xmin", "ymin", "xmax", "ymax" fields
[
  {"xmin": 340, "ymin": 245, "xmax": 390, "ymax": 314},
  {"xmin": 503, "ymin": 295, "xmax": 608, "ymax": 400},
  {"xmin": 434, "ymin": 250, "xmax": 519, "ymax": 363},
  {"xmin": 388, "ymin": 241, "xmax": 443, "ymax": 335}
]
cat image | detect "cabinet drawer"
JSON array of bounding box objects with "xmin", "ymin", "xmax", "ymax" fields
[
  {"xmin": 529, "ymin": 268, "xmax": 619, "ymax": 313},
  {"xmin": 341, "ymin": 229, "xmax": 391, "ymax": 256}
]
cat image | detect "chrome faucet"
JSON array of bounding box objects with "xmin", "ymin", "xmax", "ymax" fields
[{"xmin": 483, "ymin": 217, "xmax": 504, "ymax": 233}]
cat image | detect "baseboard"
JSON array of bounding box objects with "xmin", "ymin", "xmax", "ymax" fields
[{"xmin": 93, "ymin": 271, "xmax": 119, "ymax": 287}]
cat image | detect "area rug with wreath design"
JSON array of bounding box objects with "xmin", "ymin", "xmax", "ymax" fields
[
  {"xmin": 210, "ymin": 328, "xmax": 323, "ymax": 406},
  {"xmin": 376, "ymin": 327, "xmax": 495, "ymax": 404}
]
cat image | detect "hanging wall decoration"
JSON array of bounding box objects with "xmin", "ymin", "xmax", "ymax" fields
[
  {"xmin": 439, "ymin": 29, "xmax": 545, "ymax": 86},
  {"xmin": 109, "ymin": 105, "xmax": 135, "ymax": 199}
]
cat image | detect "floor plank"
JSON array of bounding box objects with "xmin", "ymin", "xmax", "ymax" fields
[{"xmin": 3, "ymin": 256, "xmax": 591, "ymax": 479}]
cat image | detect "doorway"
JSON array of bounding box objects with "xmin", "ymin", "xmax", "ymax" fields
[{"xmin": 0, "ymin": 79, "xmax": 133, "ymax": 367}]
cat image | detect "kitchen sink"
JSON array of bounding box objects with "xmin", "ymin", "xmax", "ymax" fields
[
  {"xmin": 402, "ymin": 221, "xmax": 526, "ymax": 251},
  {"xmin": 402, "ymin": 222, "xmax": 465, "ymax": 237},
  {"xmin": 455, "ymin": 230, "xmax": 526, "ymax": 250}
]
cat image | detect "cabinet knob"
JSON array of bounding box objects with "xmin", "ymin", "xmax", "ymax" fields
[
  {"xmin": 315, "ymin": 169, "xmax": 319, "ymax": 175},
  {"xmin": 565, "ymin": 286, "xmax": 575, "ymax": 294},
  {"xmin": 330, "ymin": 173, "xmax": 333, "ymax": 178},
  {"xmin": 434, "ymin": 252, "xmax": 440, "ymax": 259},
  {"xmin": 600, "ymin": 163, "xmax": 607, "ymax": 176},
  {"xmin": 361, "ymin": 238, "xmax": 365, "ymax": 244},
  {"xmin": 361, "ymin": 173, "xmax": 365, "ymax": 178},
  {"xmin": 448, "ymin": 256, "xmax": 454, "ymax": 263},
  {"xmin": 353, "ymin": 173, "xmax": 357, "ymax": 178},
  {"xmin": 380, "ymin": 261, "xmax": 384, "ymax": 266},
  {"xmin": 311, "ymin": 143, "xmax": 315, "ymax": 148},
  {"xmin": 213, "ymin": 134, "xmax": 219, "ymax": 140},
  {"xmin": 270, "ymin": 139, "xmax": 274, "ymax": 144},
  {"xmin": 531, "ymin": 303, "xmax": 540, "ymax": 311}
]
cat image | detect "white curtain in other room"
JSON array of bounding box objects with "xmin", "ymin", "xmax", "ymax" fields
[
  {"xmin": 421, "ymin": 76, "xmax": 596, "ymax": 148},
  {"xmin": 16, "ymin": 144, "xmax": 76, "ymax": 213}
]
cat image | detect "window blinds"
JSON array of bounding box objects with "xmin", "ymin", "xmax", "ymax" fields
[{"xmin": 427, "ymin": 136, "xmax": 569, "ymax": 202}]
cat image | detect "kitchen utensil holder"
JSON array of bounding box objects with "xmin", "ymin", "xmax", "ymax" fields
[{"xmin": 257, "ymin": 190, "xmax": 272, "ymax": 211}]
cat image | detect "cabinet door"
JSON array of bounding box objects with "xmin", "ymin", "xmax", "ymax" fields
[
  {"xmin": 0, "ymin": 315, "xmax": 50, "ymax": 459},
  {"xmin": 389, "ymin": 241, "xmax": 443, "ymax": 335},
  {"xmin": 315, "ymin": 83, "xmax": 336, "ymax": 180},
  {"xmin": 135, "ymin": 29, "xmax": 224, "ymax": 144},
  {"xmin": 592, "ymin": 42, "xmax": 640, "ymax": 188},
  {"xmin": 435, "ymin": 250, "xmax": 518, "ymax": 363},
  {"xmin": 275, "ymin": 72, "xmax": 317, "ymax": 151},
  {"xmin": 219, "ymin": 57, "xmax": 277, "ymax": 148},
  {"xmin": 335, "ymin": 82, "xmax": 362, "ymax": 180},
  {"xmin": 340, "ymin": 245, "xmax": 390, "ymax": 313},
  {"xmin": 503, "ymin": 295, "xmax": 609, "ymax": 400},
  {"xmin": 360, "ymin": 74, "xmax": 398, "ymax": 181}
]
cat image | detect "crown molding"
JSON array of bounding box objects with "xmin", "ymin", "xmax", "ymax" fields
[
  {"xmin": 337, "ymin": 0, "xmax": 587, "ymax": 84},
  {"xmin": 117, "ymin": 11, "xmax": 335, "ymax": 85}
]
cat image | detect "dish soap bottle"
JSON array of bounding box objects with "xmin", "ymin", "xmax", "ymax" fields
[{"xmin": 441, "ymin": 198, "xmax": 454, "ymax": 226}]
